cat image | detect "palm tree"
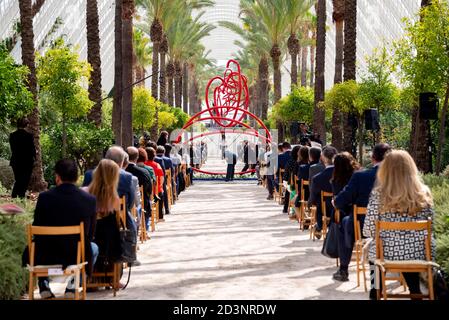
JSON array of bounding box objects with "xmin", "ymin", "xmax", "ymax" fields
[
  {"xmin": 159, "ymin": 34, "xmax": 168, "ymax": 103},
  {"xmin": 113, "ymin": 0, "xmax": 123, "ymax": 145},
  {"xmin": 86, "ymin": 0, "xmax": 102, "ymax": 127},
  {"xmin": 309, "ymin": 21, "xmax": 316, "ymax": 87},
  {"xmin": 133, "ymin": 29, "xmax": 152, "ymax": 85},
  {"xmin": 174, "ymin": 61, "xmax": 182, "ymax": 108},
  {"xmin": 166, "ymin": 60, "xmax": 175, "ymax": 106},
  {"xmin": 285, "ymin": 0, "xmax": 314, "ymax": 89},
  {"xmin": 18, "ymin": 0, "xmax": 47, "ymax": 192},
  {"xmin": 313, "ymin": 0, "xmax": 326, "ymax": 144},
  {"xmin": 183, "ymin": 62, "xmax": 189, "ymax": 113},
  {"xmin": 331, "ymin": 0, "xmax": 344, "ymax": 150},
  {"xmin": 121, "ymin": 0, "xmax": 135, "ymax": 147},
  {"xmin": 342, "ymin": 0, "xmax": 357, "ymax": 155}
]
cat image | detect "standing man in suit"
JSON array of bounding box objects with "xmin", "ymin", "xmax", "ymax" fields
[
  {"xmin": 278, "ymin": 142, "xmax": 292, "ymax": 213},
  {"xmin": 31, "ymin": 159, "xmax": 98, "ymax": 299},
  {"xmin": 241, "ymin": 140, "xmax": 250, "ymax": 173},
  {"xmin": 224, "ymin": 148, "xmax": 237, "ymax": 181},
  {"xmin": 9, "ymin": 118, "xmax": 36, "ymax": 198},
  {"xmin": 309, "ymin": 146, "xmax": 338, "ymax": 239},
  {"xmin": 332, "ymin": 143, "xmax": 391, "ymax": 287}
]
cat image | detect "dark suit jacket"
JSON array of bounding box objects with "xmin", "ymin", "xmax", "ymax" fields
[
  {"xmin": 30, "ymin": 184, "xmax": 96, "ymax": 273},
  {"xmin": 310, "ymin": 166, "xmax": 334, "ymax": 217},
  {"xmin": 308, "ymin": 162, "xmax": 325, "ymax": 195},
  {"xmin": 278, "ymin": 150, "xmax": 291, "ymax": 170},
  {"xmin": 83, "ymin": 169, "xmax": 135, "ymax": 210},
  {"xmin": 9, "ymin": 129, "xmax": 35, "ymax": 167},
  {"xmin": 154, "ymin": 156, "xmax": 166, "ymax": 172},
  {"xmin": 334, "ymin": 166, "xmax": 378, "ymax": 211},
  {"xmin": 126, "ymin": 163, "xmax": 152, "ymax": 212}
]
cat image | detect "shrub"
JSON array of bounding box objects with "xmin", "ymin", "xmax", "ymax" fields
[
  {"xmin": 0, "ymin": 199, "xmax": 33, "ymax": 299},
  {"xmin": 0, "ymin": 158, "xmax": 14, "ymax": 190},
  {"xmin": 423, "ymin": 174, "xmax": 449, "ymax": 275}
]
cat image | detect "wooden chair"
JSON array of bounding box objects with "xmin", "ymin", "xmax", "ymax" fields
[
  {"xmin": 139, "ymin": 185, "xmax": 148, "ymax": 243},
  {"xmin": 320, "ymin": 191, "xmax": 333, "ymax": 239},
  {"xmin": 353, "ymin": 206, "xmax": 368, "ymax": 291},
  {"xmin": 88, "ymin": 208, "xmax": 124, "ymax": 297},
  {"xmin": 27, "ymin": 222, "xmax": 87, "ymax": 300},
  {"xmin": 374, "ymin": 219, "xmax": 437, "ymax": 300},
  {"xmin": 308, "ymin": 206, "xmax": 317, "ymax": 240},
  {"xmin": 277, "ymin": 168, "xmax": 285, "ymax": 205},
  {"xmin": 165, "ymin": 169, "xmax": 173, "ymax": 207},
  {"xmin": 152, "ymin": 181, "xmax": 159, "ymax": 227},
  {"xmin": 297, "ymin": 180, "xmax": 311, "ymax": 230}
]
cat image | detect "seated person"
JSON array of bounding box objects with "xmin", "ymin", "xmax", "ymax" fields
[
  {"xmin": 309, "ymin": 146, "xmax": 337, "ymax": 238},
  {"xmin": 27, "ymin": 159, "xmax": 98, "ymax": 299}
]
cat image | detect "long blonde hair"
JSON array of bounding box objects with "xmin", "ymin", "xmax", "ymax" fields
[
  {"xmin": 88, "ymin": 159, "xmax": 120, "ymax": 216},
  {"xmin": 375, "ymin": 150, "xmax": 433, "ymax": 214}
]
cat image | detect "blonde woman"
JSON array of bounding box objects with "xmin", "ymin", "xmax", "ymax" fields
[
  {"xmin": 84, "ymin": 159, "xmax": 121, "ymax": 218},
  {"xmin": 363, "ymin": 150, "xmax": 435, "ymax": 296},
  {"xmin": 84, "ymin": 159, "xmax": 123, "ymax": 270}
]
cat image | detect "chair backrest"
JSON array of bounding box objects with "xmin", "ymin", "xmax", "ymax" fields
[
  {"xmin": 321, "ymin": 191, "xmax": 333, "ymax": 217},
  {"xmin": 375, "ymin": 219, "xmax": 432, "ymax": 262},
  {"xmin": 27, "ymin": 222, "xmax": 85, "ymax": 267},
  {"xmin": 119, "ymin": 196, "xmax": 127, "ymax": 228},
  {"xmin": 139, "ymin": 185, "xmax": 144, "ymax": 208},
  {"xmin": 165, "ymin": 169, "xmax": 171, "ymax": 184},
  {"xmin": 353, "ymin": 206, "xmax": 367, "ymax": 243},
  {"xmin": 301, "ymin": 180, "xmax": 309, "ymax": 201}
]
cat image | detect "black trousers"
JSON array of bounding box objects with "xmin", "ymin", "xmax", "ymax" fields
[
  {"xmin": 226, "ymin": 164, "xmax": 235, "ymax": 181},
  {"xmin": 163, "ymin": 182, "xmax": 170, "ymax": 214},
  {"xmin": 242, "ymin": 163, "xmax": 249, "ymax": 173},
  {"xmin": 11, "ymin": 164, "xmax": 33, "ymax": 198}
]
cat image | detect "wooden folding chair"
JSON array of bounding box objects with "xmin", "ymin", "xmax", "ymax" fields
[
  {"xmin": 353, "ymin": 205, "xmax": 368, "ymax": 291},
  {"xmin": 320, "ymin": 191, "xmax": 333, "ymax": 239},
  {"xmin": 297, "ymin": 180, "xmax": 311, "ymax": 230},
  {"xmin": 165, "ymin": 169, "xmax": 173, "ymax": 207},
  {"xmin": 374, "ymin": 219, "xmax": 438, "ymax": 300},
  {"xmin": 27, "ymin": 223, "xmax": 87, "ymax": 300},
  {"xmin": 139, "ymin": 185, "xmax": 148, "ymax": 243},
  {"xmin": 152, "ymin": 181, "xmax": 159, "ymax": 226},
  {"xmin": 277, "ymin": 168, "xmax": 285, "ymax": 205}
]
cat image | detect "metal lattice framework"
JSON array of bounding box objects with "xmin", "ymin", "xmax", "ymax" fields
[{"xmin": 175, "ymin": 60, "xmax": 271, "ymax": 175}]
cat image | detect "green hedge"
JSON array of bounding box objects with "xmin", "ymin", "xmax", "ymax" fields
[
  {"xmin": 423, "ymin": 175, "xmax": 449, "ymax": 275},
  {"xmin": 0, "ymin": 190, "xmax": 33, "ymax": 300}
]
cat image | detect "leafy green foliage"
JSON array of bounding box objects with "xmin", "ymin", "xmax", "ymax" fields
[
  {"xmin": 271, "ymin": 85, "xmax": 314, "ymax": 123},
  {"xmin": 323, "ymin": 80, "xmax": 363, "ymax": 115},
  {"xmin": 0, "ymin": 48, "xmax": 33, "ymax": 122},
  {"xmin": 41, "ymin": 120, "xmax": 113, "ymax": 185},
  {"xmin": 423, "ymin": 175, "xmax": 449, "ymax": 274},
  {"xmin": 133, "ymin": 87, "xmax": 157, "ymax": 133},
  {"xmin": 0, "ymin": 199, "xmax": 33, "ymax": 300},
  {"xmin": 36, "ymin": 39, "xmax": 93, "ymax": 119}
]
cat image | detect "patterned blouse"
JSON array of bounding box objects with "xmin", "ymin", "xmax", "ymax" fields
[{"xmin": 363, "ymin": 190, "xmax": 435, "ymax": 262}]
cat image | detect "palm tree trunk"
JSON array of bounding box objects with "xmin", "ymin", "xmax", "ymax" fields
[
  {"xmin": 121, "ymin": 0, "xmax": 134, "ymax": 148},
  {"xmin": 188, "ymin": 64, "xmax": 196, "ymax": 115},
  {"xmin": 113, "ymin": 0, "xmax": 123, "ymax": 145},
  {"xmin": 159, "ymin": 35, "xmax": 168, "ymax": 103},
  {"xmin": 19, "ymin": 0, "xmax": 46, "ymax": 192},
  {"xmin": 174, "ymin": 61, "xmax": 182, "ymax": 108},
  {"xmin": 436, "ymin": 85, "xmax": 449, "ymax": 174},
  {"xmin": 259, "ymin": 56, "xmax": 269, "ymax": 120},
  {"xmin": 301, "ymin": 45, "xmax": 308, "ymax": 87},
  {"xmin": 288, "ymin": 34, "xmax": 299, "ymax": 88},
  {"xmin": 409, "ymin": 0, "xmax": 432, "ymax": 172},
  {"xmin": 313, "ymin": 0, "xmax": 327, "ymax": 144},
  {"xmin": 183, "ymin": 62, "xmax": 189, "ymax": 114},
  {"xmin": 332, "ymin": 19, "xmax": 344, "ymax": 150},
  {"xmin": 86, "ymin": 0, "xmax": 102, "ymax": 127},
  {"xmin": 310, "ymin": 43, "xmax": 316, "ymax": 88},
  {"xmin": 151, "ymin": 41, "xmax": 159, "ymax": 99},
  {"xmin": 343, "ymin": 0, "xmax": 357, "ymax": 155},
  {"xmin": 271, "ymin": 45, "xmax": 283, "ymax": 141},
  {"xmin": 167, "ymin": 61, "xmax": 175, "ymax": 107}
]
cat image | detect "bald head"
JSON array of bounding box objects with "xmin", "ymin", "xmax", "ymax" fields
[
  {"xmin": 127, "ymin": 146, "xmax": 139, "ymax": 163},
  {"xmin": 105, "ymin": 146, "xmax": 125, "ymax": 168}
]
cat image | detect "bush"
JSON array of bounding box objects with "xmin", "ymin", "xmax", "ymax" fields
[
  {"xmin": 0, "ymin": 158, "xmax": 14, "ymax": 190},
  {"xmin": 423, "ymin": 174, "xmax": 449, "ymax": 275},
  {"xmin": 0, "ymin": 199, "xmax": 33, "ymax": 299}
]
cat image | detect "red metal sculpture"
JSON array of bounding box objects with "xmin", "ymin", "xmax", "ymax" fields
[{"xmin": 175, "ymin": 60, "xmax": 271, "ymax": 176}]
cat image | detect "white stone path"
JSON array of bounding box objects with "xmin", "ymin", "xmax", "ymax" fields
[{"xmin": 91, "ymin": 180, "xmax": 367, "ymax": 300}]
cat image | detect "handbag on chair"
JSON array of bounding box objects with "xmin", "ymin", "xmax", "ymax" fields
[{"xmin": 321, "ymin": 222, "xmax": 339, "ymax": 259}]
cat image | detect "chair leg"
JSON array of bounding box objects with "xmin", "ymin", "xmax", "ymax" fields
[
  {"xmin": 83, "ymin": 270, "xmax": 87, "ymax": 300},
  {"xmin": 362, "ymin": 258, "xmax": 367, "ymax": 292},
  {"xmin": 28, "ymin": 273, "xmax": 34, "ymax": 300},
  {"xmin": 113, "ymin": 263, "xmax": 118, "ymax": 297},
  {"xmin": 381, "ymin": 271, "xmax": 387, "ymax": 300},
  {"xmin": 428, "ymin": 267, "xmax": 434, "ymax": 300},
  {"xmin": 74, "ymin": 271, "xmax": 80, "ymax": 300},
  {"xmin": 356, "ymin": 247, "xmax": 360, "ymax": 288}
]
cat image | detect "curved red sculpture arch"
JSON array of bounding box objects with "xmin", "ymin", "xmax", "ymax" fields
[{"xmin": 175, "ymin": 60, "xmax": 271, "ymax": 175}]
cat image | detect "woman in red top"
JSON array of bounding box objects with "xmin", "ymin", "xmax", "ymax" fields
[{"xmin": 144, "ymin": 147, "xmax": 164, "ymax": 194}]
